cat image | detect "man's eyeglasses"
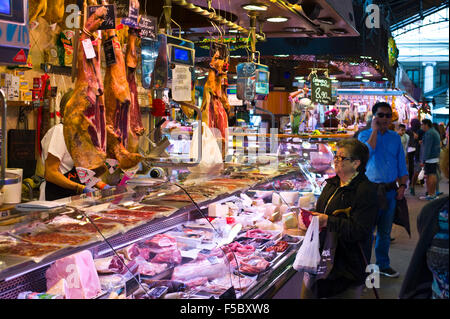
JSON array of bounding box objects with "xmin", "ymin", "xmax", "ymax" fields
[
  {"xmin": 376, "ymin": 112, "xmax": 392, "ymax": 118},
  {"xmin": 334, "ymin": 156, "xmax": 354, "ymax": 162}
]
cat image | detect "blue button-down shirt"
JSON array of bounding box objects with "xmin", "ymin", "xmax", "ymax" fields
[{"xmin": 358, "ymin": 129, "xmax": 408, "ymax": 184}]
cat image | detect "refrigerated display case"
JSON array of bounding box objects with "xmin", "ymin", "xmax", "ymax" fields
[{"xmin": 0, "ymin": 137, "xmax": 343, "ymax": 299}]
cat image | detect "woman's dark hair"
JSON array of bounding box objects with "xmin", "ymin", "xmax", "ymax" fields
[
  {"xmin": 372, "ymin": 102, "xmax": 392, "ymax": 115},
  {"xmin": 410, "ymin": 118, "xmax": 421, "ymax": 132},
  {"xmin": 336, "ymin": 138, "xmax": 370, "ymax": 173}
]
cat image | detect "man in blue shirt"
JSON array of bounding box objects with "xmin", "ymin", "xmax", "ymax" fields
[{"xmin": 358, "ymin": 102, "xmax": 409, "ymax": 278}]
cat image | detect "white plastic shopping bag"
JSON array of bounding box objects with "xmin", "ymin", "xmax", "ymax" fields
[
  {"xmin": 418, "ymin": 167, "xmax": 425, "ymax": 181},
  {"xmin": 293, "ymin": 216, "xmax": 321, "ymax": 273},
  {"xmin": 189, "ymin": 123, "xmax": 224, "ymax": 174}
]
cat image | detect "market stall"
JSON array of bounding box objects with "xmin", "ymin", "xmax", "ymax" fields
[{"xmin": 0, "ymin": 0, "xmax": 361, "ymax": 300}]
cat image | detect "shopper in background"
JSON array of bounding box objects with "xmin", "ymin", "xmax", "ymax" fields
[
  {"xmin": 406, "ymin": 118, "xmax": 423, "ymax": 196},
  {"xmin": 399, "ymin": 146, "xmax": 449, "ymax": 299},
  {"xmin": 397, "ymin": 124, "xmax": 410, "ymax": 156},
  {"xmin": 353, "ymin": 113, "xmax": 373, "ymax": 139},
  {"xmin": 357, "ymin": 102, "xmax": 409, "ymax": 278},
  {"xmin": 300, "ymin": 139, "xmax": 378, "ymax": 299},
  {"xmin": 419, "ymin": 119, "xmax": 442, "ymax": 201},
  {"xmin": 40, "ymin": 90, "xmax": 111, "ymax": 201}
]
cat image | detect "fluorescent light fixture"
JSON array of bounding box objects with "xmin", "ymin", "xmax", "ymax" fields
[
  {"xmin": 229, "ymin": 29, "xmax": 239, "ymax": 33},
  {"xmin": 274, "ymin": 54, "xmax": 289, "ymax": 57},
  {"xmin": 230, "ymin": 55, "xmax": 242, "ymax": 58},
  {"xmin": 266, "ymin": 16, "xmax": 289, "ymax": 23},
  {"xmin": 197, "ymin": 76, "xmax": 206, "ymax": 80},
  {"xmin": 355, "ymin": 75, "xmax": 363, "ymax": 79},
  {"xmin": 382, "ymin": 77, "xmax": 389, "ymax": 81},
  {"xmin": 242, "ymin": 3, "xmax": 268, "ymax": 11},
  {"xmin": 331, "ymin": 79, "xmax": 339, "ymax": 83},
  {"xmin": 361, "ymin": 71, "xmax": 372, "ymax": 75},
  {"xmin": 329, "ymin": 76, "xmax": 336, "ymax": 80},
  {"xmin": 295, "ymin": 76, "xmax": 304, "ymax": 80},
  {"xmin": 362, "ymin": 79, "xmax": 370, "ymax": 82},
  {"xmin": 284, "ymin": 26, "xmax": 305, "ymax": 32}
]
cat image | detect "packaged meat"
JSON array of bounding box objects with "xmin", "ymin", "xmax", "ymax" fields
[
  {"xmin": 98, "ymin": 274, "xmax": 126, "ymax": 291},
  {"xmin": 208, "ymin": 203, "xmax": 229, "ymax": 218},
  {"xmin": 265, "ymin": 240, "xmax": 289, "ymax": 253},
  {"xmin": 238, "ymin": 256, "xmax": 270, "ymax": 275},
  {"xmin": 94, "ymin": 254, "xmax": 126, "ymax": 274},
  {"xmin": 46, "ymin": 250, "xmax": 102, "ymax": 299},
  {"xmin": 201, "ymin": 274, "xmax": 255, "ymax": 294},
  {"xmin": 151, "ymin": 249, "xmax": 182, "ymax": 265},
  {"xmin": 0, "ymin": 241, "xmax": 63, "ymax": 258},
  {"xmin": 298, "ymin": 208, "xmax": 314, "ymax": 230},
  {"xmin": 46, "ymin": 278, "xmax": 68, "ymax": 297},
  {"xmin": 140, "ymin": 279, "xmax": 186, "ymax": 293},
  {"xmin": 244, "ymin": 229, "xmax": 278, "ymax": 240},
  {"xmin": 255, "ymin": 250, "xmax": 278, "ymax": 262},
  {"xmin": 126, "ymin": 256, "xmax": 168, "ymax": 277},
  {"xmin": 145, "ymin": 234, "xmax": 178, "ymax": 253},
  {"xmin": 184, "ymin": 277, "xmax": 209, "ymax": 289},
  {"xmin": 19, "ymin": 231, "xmax": 94, "ymax": 246},
  {"xmin": 171, "ymin": 259, "xmax": 228, "ymax": 282},
  {"xmin": 119, "ymin": 243, "xmax": 151, "ymax": 261},
  {"xmin": 223, "ymin": 242, "xmax": 255, "ymax": 257}
]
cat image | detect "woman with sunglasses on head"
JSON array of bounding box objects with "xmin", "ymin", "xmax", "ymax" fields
[{"xmin": 300, "ymin": 139, "xmax": 378, "ymax": 299}]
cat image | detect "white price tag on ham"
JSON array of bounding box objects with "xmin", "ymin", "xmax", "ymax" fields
[
  {"xmin": 82, "ymin": 38, "xmax": 96, "ymax": 59},
  {"xmin": 172, "ymin": 65, "xmax": 192, "ymax": 102}
]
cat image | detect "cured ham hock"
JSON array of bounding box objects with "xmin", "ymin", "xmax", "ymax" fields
[
  {"xmin": 103, "ymin": 28, "xmax": 142, "ymax": 170},
  {"xmin": 63, "ymin": 7, "xmax": 107, "ymax": 172}
]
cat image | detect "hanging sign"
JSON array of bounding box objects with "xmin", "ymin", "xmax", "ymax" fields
[
  {"xmin": 172, "ymin": 65, "xmax": 192, "ymax": 102},
  {"xmin": 88, "ymin": 5, "xmax": 116, "ymax": 30},
  {"xmin": 121, "ymin": 2, "xmax": 139, "ymax": 28},
  {"xmin": 311, "ymin": 77, "xmax": 333, "ymax": 105},
  {"xmin": 103, "ymin": 38, "xmax": 117, "ymax": 66},
  {"xmin": 138, "ymin": 16, "xmax": 157, "ymax": 40}
]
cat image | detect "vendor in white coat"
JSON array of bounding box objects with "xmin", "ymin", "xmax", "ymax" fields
[{"xmin": 39, "ymin": 90, "xmax": 110, "ymax": 201}]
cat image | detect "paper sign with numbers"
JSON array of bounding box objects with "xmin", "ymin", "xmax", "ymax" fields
[{"xmin": 172, "ymin": 64, "xmax": 192, "ymax": 102}]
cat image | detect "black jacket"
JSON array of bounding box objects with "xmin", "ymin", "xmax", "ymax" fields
[
  {"xmin": 399, "ymin": 196, "xmax": 449, "ymax": 299},
  {"xmin": 313, "ymin": 172, "xmax": 378, "ymax": 296}
]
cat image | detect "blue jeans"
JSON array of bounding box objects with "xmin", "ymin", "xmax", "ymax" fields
[{"xmin": 374, "ymin": 190, "xmax": 397, "ymax": 269}]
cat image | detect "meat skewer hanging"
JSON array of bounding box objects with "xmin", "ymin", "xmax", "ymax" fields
[{"xmin": 63, "ymin": 6, "xmax": 107, "ymax": 173}]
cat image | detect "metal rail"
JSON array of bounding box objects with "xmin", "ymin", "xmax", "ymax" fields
[{"xmin": 171, "ymin": 0, "xmax": 265, "ymax": 41}]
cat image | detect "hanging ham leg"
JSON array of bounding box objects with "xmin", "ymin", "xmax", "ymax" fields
[
  {"xmin": 201, "ymin": 51, "xmax": 229, "ymax": 153},
  {"xmin": 63, "ymin": 7, "xmax": 107, "ymax": 172},
  {"xmin": 103, "ymin": 28, "xmax": 142, "ymax": 170},
  {"xmin": 126, "ymin": 27, "xmax": 145, "ymax": 153}
]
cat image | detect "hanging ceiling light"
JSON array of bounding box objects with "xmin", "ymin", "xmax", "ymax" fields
[
  {"xmin": 266, "ymin": 16, "xmax": 289, "ymax": 23},
  {"xmin": 242, "ymin": 3, "xmax": 268, "ymax": 11}
]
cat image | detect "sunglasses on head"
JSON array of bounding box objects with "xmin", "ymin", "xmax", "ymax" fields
[{"xmin": 376, "ymin": 112, "xmax": 392, "ymax": 118}]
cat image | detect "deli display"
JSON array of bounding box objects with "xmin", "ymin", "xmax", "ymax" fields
[{"xmin": 0, "ymin": 144, "xmax": 339, "ymax": 299}]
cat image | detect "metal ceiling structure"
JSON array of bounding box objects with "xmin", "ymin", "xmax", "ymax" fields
[
  {"xmin": 135, "ymin": 0, "xmax": 360, "ymax": 39},
  {"xmin": 374, "ymin": 0, "xmax": 449, "ymax": 31}
]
